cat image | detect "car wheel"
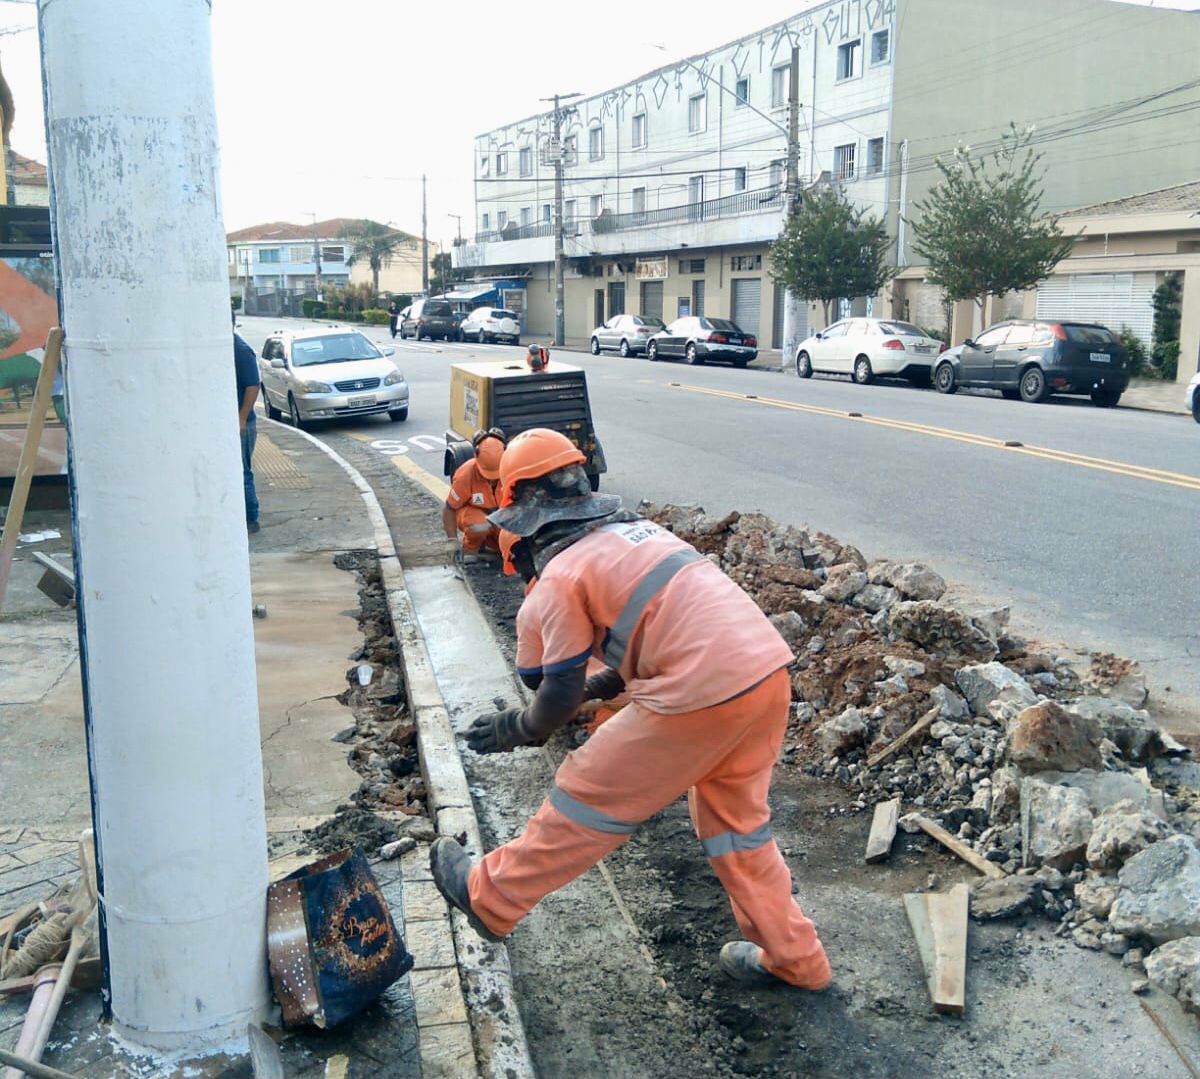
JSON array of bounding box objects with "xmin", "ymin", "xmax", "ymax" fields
[
  {"xmin": 686, "ymin": 342, "xmax": 703, "ymax": 365},
  {"xmin": 795, "ymin": 350, "xmax": 813, "ymax": 379},
  {"xmin": 1193, "ymin": 393, "xmax": 1200, "ymax": 425},
  {"xmin": 590, "ymin": 336, "xmax": 601, "ymax": 355},
  {"xmin": 1091, "ymin": 387, "xmax": 1121, "ymax": 408},
  {"xmin": 513, "ymin": 337, "xmax": 520, "ymax": 347},
  {"xmin": 619, "ymin": 339, "xmax": 630, "ymax": 358},
  {"xmin": 287, "ymin": 393, "xmax": 308, "ymax": 431},
  {"xmin": 1019, "ymin": 366, "xmax": 1047, "ymax": 403},
  {"xmin": 732, "ymin": 359, "xmax": 749, "ymax": 368},
  {"xmin": 389, "ymin": 406, "xmax": 408, "ymax": 422},
  {"xmin": 853, "ymin": 355, "xmax": 874, "ymax": 385},
  {"xmin": 261, "ymin": 384, "xmax": 282, "ymax": 420},
  {"xmin": 647, "ymin": 342, "xmax": 658, "ymax": 361},
  {"xmin": 934, "ymin": 362, "xmax": 957, "ymax": 394}
]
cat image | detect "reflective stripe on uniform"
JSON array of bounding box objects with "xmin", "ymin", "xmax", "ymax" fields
[
  {"xmin": 700, "ymin": 822, "xmax": 773, "ymax": 859},
  {"xmin": 549, "ymin": 786, "xmax": 639, "ymax": 835},
  {"xmin": 601, "ymin": 547, "xmax": 705, "ymax": 669}
]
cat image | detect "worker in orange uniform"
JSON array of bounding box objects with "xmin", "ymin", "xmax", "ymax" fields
[
  {"xmin": 442, "ymin": 428, "xmax": 506, "ymax": 561},
  {"xmin": 431, "ymin": 429, "xmax": 832, "ymax": 990}
]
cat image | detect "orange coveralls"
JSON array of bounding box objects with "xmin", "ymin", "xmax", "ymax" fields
[
  {"xmin": 468, "ymin": 520, "xmax": 831, "ymax": 988},
  {"xmin": 445, "ymin": 460, "xmax": 500, "ymax": 553}
]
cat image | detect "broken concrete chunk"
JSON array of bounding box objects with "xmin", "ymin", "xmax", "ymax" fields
[
  {"xmin": 1007, "ymin": 701, "xmax": 1104, "ymax": 774},
  {"xmin": 853, "ymin": 583, "xmax": 900, "ymax": 614},
  {"xmin": 887, "ymin": 601, "xmax": 999, "ymax": 663},
  {"xmin": 819, "ymin": 564, "xmax": 868, "ymax": 602},
  {"xmin": 888, "ymin": 563, "xmax": 948, "ymax": 602},
  {"xmin": 1109, "ymin": 836, "xmax": 1200, "ymax": 944},
  {"xmin": 955, "ymin": 662, "xmax": 1038, "ymax": 718},
  {"xmin": 1074, "ymin": 875, "xmax": 1120, "ymax": 920},
  {"xmin": 1144, "ymin": 937, "xmax": 1200, "ymax": 1014},
  {"xmin": 990, "ymin": 766, "xmax": 1022, "ymax": 825},
  {"xmin": 1041, "ymin": 769, "xmax": 1165, "ymax": 819},
  {"xmin": 815, "ymin": 707, "xmax": 867, "ymax": 756},
  {"xmin": 1086, "ymin": 800, "xmax": 1171, "ymax": 872},
  {"xmin": 1020, "ymin": 777, "xmax": 1094, "ymax": 869},
  {"xmin": 971, "ymin": 875, "xmax": 1038, "ymax": 920},
  {"xmin": 768, "ymin": 610, "xmax": 809, "ymax": 652},
  {"xmin": 928, "ymin": 684, "xmax": 969, "ymax": 721},
  {"xmin": 1063, "ymin": 697, "xmax": 1165, "ymax": 764},
  {"xmin": 884, "ymin": 655, "xmax": 927, "ymax": 680}
]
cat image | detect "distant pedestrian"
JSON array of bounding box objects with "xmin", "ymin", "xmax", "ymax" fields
[
  {"xmin": 234, "ymin": 332, "xmax": 260, "ymax": 534},
  {"xmin": 388, "ymin": 299, "xmax": 400, "ymax": 339}
]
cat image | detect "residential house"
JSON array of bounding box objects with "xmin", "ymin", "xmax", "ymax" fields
[
  {"xmin": 227, "ymin": 219, "xmax": 354, "ymax": 312},
  {"xmin": 453, "ymin": 0, "xmax": 1200, "ymax": 363},
  {"xmin": 9, "ymin": 151, "xmax": 49, "ymax": 207}
]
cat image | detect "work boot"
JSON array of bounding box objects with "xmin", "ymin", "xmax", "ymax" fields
[
  {"xmin": 718, "ymin": 942, "xmax": 780, "ymax": 984},
  {"xmin": 430, "ymin": 838, "xmax": 503, "ymax": 943}
]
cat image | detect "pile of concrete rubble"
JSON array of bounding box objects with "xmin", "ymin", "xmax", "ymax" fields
[{"xmin": 644, "ymin": 503, "xmax": 1200, "ymax": 1015}]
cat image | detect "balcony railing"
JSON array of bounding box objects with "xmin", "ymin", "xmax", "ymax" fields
[{"xmin": 469, "ymin": 185, "xmax": 782, "ymax": 246}]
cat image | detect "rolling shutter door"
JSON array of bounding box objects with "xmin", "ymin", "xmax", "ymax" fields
[
  {"xmin": 640, "ymin": 280, "xmax": 663, "ymax": 322},
  {"xmin": 1035, "ymin": 273, "xmax": 1155, "ymax": 347},
  {"xmin": 731, "ymin": 278, "xmax": 762, "ymax": 338}
]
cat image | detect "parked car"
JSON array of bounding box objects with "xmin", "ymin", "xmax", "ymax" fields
[
  {"xmin": 400, "ymin": 298, "xmax": 458, "ymax": 341},
  {"xmin": 794, "ymin": 318, "xmax": 942, "ymax": 384},
  {"xmin": 461, "ymin": 307, "xmax": 521, "ymax": 344},
  {"xmin": 1187, "ymin": 370, "xmax": 1200, "ymax": 424},
  {"xmin": 258, "ymin": 326, "xmax": 408, "ymax": 428},
  {"xmin": 589, "ymin": 314, "xmax": 665, "ymax": 356},
  {"xmin": 646, "ymin": 317, "xmax": 757, "ymax": 366},
  {"xmin": 933, "ymin": 320, "xmax": 1129, "ymax": 406}
]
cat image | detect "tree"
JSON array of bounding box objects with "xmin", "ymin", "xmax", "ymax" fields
[
  {"xmin": 430, "ymin": 251, "xmax": 461, "ymax": 296},
  {"xmin": 769, "ymin": 184, "xmax": 894, "ymax": 325},
  {"xmin": 908, "ymin": 127, "xmax": 1074, "ymax": 322},
  {"xmin": 341, "ymin": 220, "xmax": 409, "ymax": 294}
]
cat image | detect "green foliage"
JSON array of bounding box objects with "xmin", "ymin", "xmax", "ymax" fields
[
  {"xmin": 907, "ymin": 126, "xmax": 1074, "ymax": 310},
  {"xmin": 362, "ymin": 308, "xmax": 391, "ymax": 325},
  {"xmin": 340, "ymin": 220, "xmax": 410, "ymax": 292},
  {"xmin": 769, "ymin": 185, "xmax": 894, "ymax": 323},
  {"xmin": 1116, "ymin": 326, "xmax": 1148, "ymax": 377},
  {"xmin": 920, "ymin": 325, "xmax": 946, "ymax": 343},
  {"xmin": 1152, "ymin": 271, "xmax": 1182, "ymax": 351},
  {"xmin": 430, "ymin": 251, "xmax": 461, "ymax": 297},
  {"xmin": 1153, "ymin": 339, "xmax": 1179, "ymax": 381},
  {"xmin": 320, "ymin": 282, "xmax": 374, "ymax": 316},
  {"xmin": 301, "ymin": 299, "xmax": 327, "ymax": 319}
]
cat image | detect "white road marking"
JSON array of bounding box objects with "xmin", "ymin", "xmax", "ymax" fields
[{"xmin": 368, "ymin": 439, "xmax": 410, "ymax": 455}]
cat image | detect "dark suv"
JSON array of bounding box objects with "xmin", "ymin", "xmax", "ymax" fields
[
  {"xmin": 933, "ymin": 320, "xmax": 1129, "ymax": 406},
  {"xmin": 401, "ymin": 298, "xmax": 458, "ymax": 341}
]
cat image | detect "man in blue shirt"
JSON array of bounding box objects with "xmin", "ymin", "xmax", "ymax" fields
[{"xmin": 234, "ymin": 333, "xmax": 260, "ymax": 533}]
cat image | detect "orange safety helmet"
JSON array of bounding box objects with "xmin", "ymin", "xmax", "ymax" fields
[
  {"xmin": 495, "ymin": 428, "xmax": 585, "ymax": 508},
  {"xmin": 473, "ymin": 434, "xmax": 505, "ymax": 481},
  {"xmin": 498, "ymin": 528, "xmax": 520, "ymax": 577}
]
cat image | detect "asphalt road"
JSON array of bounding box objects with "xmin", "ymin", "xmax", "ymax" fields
[{"xmin": 239, "ymin": 315, "xmax": 1200, "ymax": 726}]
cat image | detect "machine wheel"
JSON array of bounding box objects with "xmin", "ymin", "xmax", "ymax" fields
[
  {"xmin": 934, "ymin": 362, "xmax": 957, "ymax": 394},
  {"xmin": 389, "ymin": 406, "xmax": 409, "ymax": 422},
  {"xmin": 262, "ymin": 384, "xmax": 282, "ymax": 420},
  {"xmin": 795, "ymin": 351, "xmax": 813, "ymax": 379},
  {"xmin": 589, "ymin": 473, "xmax": 601, "ymax": 492},
  {"xmin": 1020, "ymin": 366, "xmax": 1047, "ymax": 403},
  {"xmin": 287, "ymin": 394, "xmax": 308, "ymax": 431},
  {"xmin": 686, "ymin": 342, "xmax": 703, "ymax": 365},
  {"xmin": 1091, "ymin": 387, "xmax": 1121, "ymax": 408},
  {"xmin": 853, "ymin": 355, "xmax": 874, "ymax": 385},
  {"xmin": 619, "ymin": 339, "xmax": 630, "ymax": 357},
  {"xmin": 647, "ymin": 341, "xmax": 659, "ymax": 361},
  {"xmin": 590, "ymin": 337, "xmax": 601, "ymax": 354}
]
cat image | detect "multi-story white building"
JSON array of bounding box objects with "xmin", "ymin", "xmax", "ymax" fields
[{"xmin": 454, "ymin": 0, "xmax": 1200, "ymax": 355}]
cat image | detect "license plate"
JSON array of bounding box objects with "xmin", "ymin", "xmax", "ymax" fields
[
  {"xmin": 914, "ymin": 344, "xmax": 932, "ymax": 353},
  {"xmin": 1090, "ymin": 352, "xmax": 1110, "ymax": 364},
  {"xmin": 348, "ymin": 395, "xmax": 375, "ymax": 408}
]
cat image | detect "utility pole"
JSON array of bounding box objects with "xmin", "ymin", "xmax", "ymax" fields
[
  {"xmin": 540, "ymin": 91, "xmax": 580, "ymax": 346},
  {"xmin": 447, "ymin": 212, "xmax": 462, "ymax": 246},
  {"xmin": 781, "ymin": 44, "xmax": 804, "ymax": 371},
  {"xmin": 38, "ymin": 0, "xmax": 269, "ymax": 1053},
  {"xmin": 421, "ymin": 174, "xmax": 429, "ymax": 294},
  {"xmin": 309, "ymin": 211, "xmax": 322, "ymax": 300}
]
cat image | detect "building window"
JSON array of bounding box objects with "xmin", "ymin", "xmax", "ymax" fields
[
  {"xmin": 834, "ymin": 142, "xmax": 856, "ymax": 181},
  {"xmin": 496, "ymin": 152, "xmax": 508, "ymax": 176},
  {"xmin": 632, "ymin": 112, "xmax": 647, "ymax": 148},
  {"xmin": 590, "ymin": 194, "xmax": 603, "ymax": 218},
  {"xmin": 288, "ymin": 246, "xmax": 310, "ymax": 263},
  {"xmin": 321, "ymin": 245, "xmax": 344, "ymax": 263},
  {"xmin": 480, "ymin": 154, "xmax": 490, "ymax": 177},
  {"xmin": 871, "ymin": 29, "xmax": 890, "ymax": 65},
  {"xmin": 564, "ymin": 199, "xmax": 577, "ymax": 226},
  {"xmin": 542, "ymin": 203, "xmax": 552, "ymax": 224},
  {"xmin": 589, "ymin": 125, "xmax": 604, "ymax": 161},
  {"xmin": 688, "ymin": 175, "xmax": 704, "ymax": 204},
  {"xmin": 258, "ymin": 248, "xmax": 280, "ymax": 263},
  {"xmin": 836, "ymin": 38, "xmax": 862, "ymax": 81},
  {"xmin": 730, "ymin": 254, "xmax": 762, "ymax": 271},
  {"xmin": 678, "ymin": 258, "xmax": 706, "ymax": 274},
  {"xmin": 733, "ymin": 167, "xmax": 747, "ymax": 192},
  {"xmin": 520, "ymin": 207, "xmax": 532, "ymax": 227},
  {"xmin": 481, "ymin": 212, "xmax": 490, "ymax": 231},
  {"xmin": 735, "ymin": 77, "xmax": 750, "ymax": 107},
  {"xmin": 564, "ymin": 135, "xmax": 578, "ymax": 166},
  {"xmin": 688, "ymin": 93, "xmax": 707, "ymax": 134},
  {"xmin": 632, "ymin": 187, "xmax": 646, "ymax": 214},
  {"xmin": 497, "ymin": 210, "xmax": 508, "ymax": 228},
  {"xmin": 519, "ymin": 146, "xmax": 533, "ymax": 176},
  {"xmin": 867, "ymin": 137, "xmax": 885, "ymax": 176},
  {"xmin": 769, "ymin": 159, "xmax": 785, "ymax": 191},
  {"xmin": 771, "ymin": 65, "xmax": 788, "ymax": 108}
]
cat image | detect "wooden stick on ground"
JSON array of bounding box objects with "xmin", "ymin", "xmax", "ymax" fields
[
  {"xmin": 0, "ymin": 328, "xmax": 65, "ymax": 615},
  {"xmin": 904, "ymin": 883, "xmax": 969, "ymax": 1015},
  {"xmin": 0, "ymin": 1046, "xmax": 77, "ymax": 1079},
  {"xmin": 1139, "ymin": 998, "xmax": 1200, "ymax": 1079},
  {"xmin": 866, "ymin": 706, "xmax": 940, "ymax": 769},
  {"xmin": 865, "ymin": 798, "xmax": 901, "ymax": 864},
  {"xmin": 902, "ymin": 813, "xmax": 1006, "ymax": 880}
]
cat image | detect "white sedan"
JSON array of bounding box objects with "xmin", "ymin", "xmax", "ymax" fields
[
  {"xmin": 794, "ymin": 318, "xmax": 944, "ymax": 385},
  {"xmin": 1187, "ymin": 370, "xmax": 1200, "ymax": 424},
  {"xmin": 461, "ymin": 306, "xmax": 520, "ymax": 345}
]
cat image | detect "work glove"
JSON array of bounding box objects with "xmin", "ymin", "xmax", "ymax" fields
[
  {"xmin": 466, "ymin": 707, "xmax": 532, "ymax": 754},
  {"xmin": 583, "ymin": 667, "xmax": 626, "ymax": 702}
]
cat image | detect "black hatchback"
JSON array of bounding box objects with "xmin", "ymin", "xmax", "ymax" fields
[
  {"xmin": 933, "ymin": 320, "xmax": 1129, "ymax": 406},
  {"xmin": 401, "ymin": 298, "xmax": 458, "ymax": 341}
]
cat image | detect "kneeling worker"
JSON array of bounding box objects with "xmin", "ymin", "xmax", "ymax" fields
[
  {"xmin": 431, "ymin": 429, "xmax": 832, "ymax": 989},
  {"xmin": 443, "ymin": 428, "xmax": 506, "ymax": 561}
]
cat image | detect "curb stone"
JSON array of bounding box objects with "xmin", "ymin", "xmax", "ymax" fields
[{"xmin": 265, "ymin": 419, "xmax": 535, "ymax": 1079}]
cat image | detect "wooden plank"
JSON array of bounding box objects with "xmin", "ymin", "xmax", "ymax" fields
[
  {"xmin": 0, "ymin": 328, "xmax": 64, "ymax": 615},
  {"xmin": 865, "ymin": 798, "xmax": 901, "ymax": 864},
  {"xmin": 903, "ymin": 812, "xmax": 1006, "ymax": 880},
  {"xmin": 904, "ymin": 884, "xmax": 969, "ymax": 1015},
  {"xmin": 866, "ymin": 706, "xmax": 941, "ymax": 769}
]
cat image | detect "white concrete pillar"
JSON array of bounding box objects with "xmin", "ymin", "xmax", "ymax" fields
[
  {"xmin": 1176, "ymin": 266, "xmax": 1200, "ymax": 383},
  {"xmin": 39, "ymin": 0, "xmax": 270, "ymax": 1052}
]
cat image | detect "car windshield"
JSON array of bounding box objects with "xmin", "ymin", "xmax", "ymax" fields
[
  {"xmin": 876, "ymin": 321, "xmax": 925, "ymax": 337},
  {"xmin": 637, "ymin": 317, "xmax": 665, "ymax": 329},
  {"xmin": 291, "ymin": 333, "xmax": 381, "ymax": 366},
  {"xmin": 492, "ymin": 310, "xmax": 516, "ymax": 319},
  {"xmin": 1063, "ymin": 324, "xmax": 1117, "ymax": 345},
  {"xmin": 704, "ymin": 318, "xmax": 739, "ymax": 332},
  {"xmin": 425, "ymin": 301, "xmax": 452, "ymax": 316}
]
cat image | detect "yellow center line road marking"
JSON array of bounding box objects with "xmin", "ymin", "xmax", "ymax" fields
[
  {"xmin": 344, "ymin": 429, "xmax": 450, "ymax": 501},
  {"xmin": 672, "ymin": 383, "xmax": 1200, "ymax": 493}
]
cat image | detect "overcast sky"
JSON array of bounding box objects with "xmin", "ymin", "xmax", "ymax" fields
[{"xmin": 0, "ymin": 0, "xmax": 1195, "ymax": 250}]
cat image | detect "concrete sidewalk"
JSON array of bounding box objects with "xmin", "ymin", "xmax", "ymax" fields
[
  {"xmin": 1122, "ymin": 376, "xmax": 1191, "ymax": 415},
  {"xmin": 0, "ymin": 424, "xmax": 454, "ymax": 1077}
]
